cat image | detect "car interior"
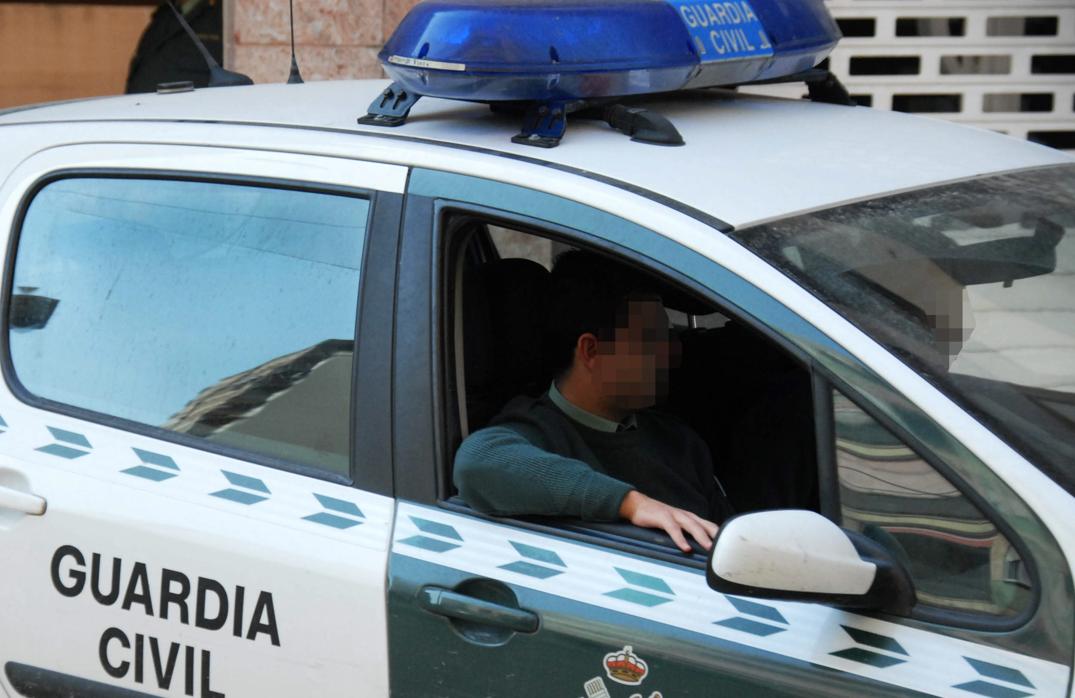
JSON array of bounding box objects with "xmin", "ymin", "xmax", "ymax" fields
[{"xmin": 439, "ymin": 213, "xmax": 820, "ymax": 564}]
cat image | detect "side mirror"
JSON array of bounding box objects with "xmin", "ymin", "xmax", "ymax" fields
[{"xmin": 706, "ymin": 510, "xmax": 916, "ymax": 616}]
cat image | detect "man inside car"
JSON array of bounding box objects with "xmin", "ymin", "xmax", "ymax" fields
[{"xmin": 454, "ymin": 250, "xmax": 732, "ymax": 553}]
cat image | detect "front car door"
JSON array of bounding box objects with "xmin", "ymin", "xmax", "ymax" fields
[
  {"xmin": 0, "ymin": 137, "xmax": 404, "ymax": 697},
  {"xmin": 386, "ymin": 165, "xmax": 1073, "ymax": 697}
]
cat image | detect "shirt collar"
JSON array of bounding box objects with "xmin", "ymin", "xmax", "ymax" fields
[{"xmin": 548, "ymin": 381, "xmax": 637, "ymax": 433}]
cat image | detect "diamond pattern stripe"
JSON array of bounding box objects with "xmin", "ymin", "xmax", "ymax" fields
[
  {"xmin": 604, "ymin": 587, "xmax": 671, "ymax": 607},
  {"xmin": 221, "ymin": 470, "xmax": 270, "ymax": 493},
  {"xmin": 510, "ymin": 541, "xmax": 565, "ymax": 567},
  {"xmin": 614, "ymin": 567, "xmax": 673, "ymax": 595},
  {"xmin": 390, "ymin": 503, "xmax": 1067, "ymax": 695},
  {"xmin": 952, "ymin": 681, "xmax": 1033, "ymax": 698},
  {"xmin": 211, "ymin": 489, "xmax": 268, "ymax": 505},
  {"xmin": 122, "ymin": 465, "xmax": 177, "ymax": 482},
  {"xmin": 715, "ymin": 616, "xmax": 786, "ymax": 637},
  {"xmin": 410, "ymin": 517, "xmax": 462, "ymax": 541},
  {"xmin": 727, "ymin": 596, "xmax": 787, "ymax": 625},
  {"xmin": 400, "ymin": 535, "xmax": 460, "ymax": 553},
  {"xmin": 47, "ymin": 427, "xmax": 91, "ymax": 448},
  {"xmin": 37, "ymin": 444, "xmax": 89, "ymax": 459},
  {"xmin": 831, "ymin": 648, "xmax": 906, "ymax": 668},
  {"xmin": 499, "ymin": 560, "xmax": 563, "ymax": 579},
  {"xmin": 842, "ymin": 625, "xmax": 908, "ymax": 656},
  {"xmin": 965, "ymin": 658, "xmax": 1034, "ymax": 689},
  {"xmin": 314, "ymin": 494, "xmax": 363, "ymax": 518},
  {"xmin": 304, "ymin": 512, "xmax": 363, "ymax": 530},
  {"xmin": 133, "ymin": 448, "xmax": 179, "ymax": 470}
]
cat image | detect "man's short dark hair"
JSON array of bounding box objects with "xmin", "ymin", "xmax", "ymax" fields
[{"xmin": 545, "ymin": 250, "xmax": 659, "ymax": 377}]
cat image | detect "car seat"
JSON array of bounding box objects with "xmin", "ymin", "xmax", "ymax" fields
[{"xmin": 462, "ymin": 257, "xmax": 552, "ymax": 433}]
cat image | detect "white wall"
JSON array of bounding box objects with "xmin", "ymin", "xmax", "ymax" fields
[{"xmin": 748, "ymin": 0, "xmax": 1075, "ymax": 152}]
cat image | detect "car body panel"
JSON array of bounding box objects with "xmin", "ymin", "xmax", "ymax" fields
[
  {"xmin": 0, "ymin": 141, "xmax": 399, "ymax": 697},
  {"xmin": 1, "ymin": 80, "xmax": 1071, "ymax": 227},
  {"xmin": 0, "ymin": 378, "xmax": 395, "ymax": 696},
  {"xmin": 0, "ymin": 81, "xmax": 1071, "ymax": 696},
  {"xmin": 391, "ymin": 502, "xmax": 1069, "ymax": 697}
]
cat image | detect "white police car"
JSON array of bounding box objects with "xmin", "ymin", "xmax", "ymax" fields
[{"xmin": 0, "ymin": 1, "xmax": 1072, "ymax": 696}]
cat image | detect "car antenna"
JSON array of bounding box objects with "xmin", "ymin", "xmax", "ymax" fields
[
  {"xmin": 164, "ymin": 0, "xmax": 253, "ymax": 87},
  {"xmin": 286, "ymin": 0, "xmax": 304, "ymax": 83}
]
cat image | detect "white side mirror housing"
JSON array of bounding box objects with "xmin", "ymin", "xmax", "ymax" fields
[{"xmin": 710, "ymin": 510, "xmax": 876, "ymax": 595}]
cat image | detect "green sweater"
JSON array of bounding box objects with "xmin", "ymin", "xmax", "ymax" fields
[{"xmin": 454, "ymin": 393, "xmax": 732, "ymax": 522}]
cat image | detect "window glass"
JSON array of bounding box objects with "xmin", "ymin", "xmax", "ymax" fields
[
  {"xmin": 10, "ymin": 177, "xmax": 369, "ymax": 476},
  {"xmin": 731, "ymin": 165, "xmax": 1075, "ymax": 495},
  {"xmin": 487, "ymin": 225, "xmax": 555, "ymax": 269},
  {"xmin": 833, "ymin": 389, "xmax": 1031, "ymax": 617}
]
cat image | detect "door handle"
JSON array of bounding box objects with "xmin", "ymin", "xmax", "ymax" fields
[
  {"xmin": 418, "ymin": 586, "xmax": 539, "ymax": 633},
  {"xmin": 0, "ymin": 484, "xmax": 46, "ymax": 515}
]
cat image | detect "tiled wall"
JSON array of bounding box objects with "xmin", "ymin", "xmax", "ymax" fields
[
  {"xmin": 748, "ymin": 1, "xmax": 1075, "ymax": 151},
  {"xmin": 228, "ymin": 0, "xmax": 419, "ymax": 83},
  {"xmin": 228, "ymin": 0, "xmax": 1075, "ymax": 149}
]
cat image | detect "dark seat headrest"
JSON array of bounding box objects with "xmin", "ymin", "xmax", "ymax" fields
[{"xmin": 463, "ymin": 258, "xmax": 551, "ymax": 430}]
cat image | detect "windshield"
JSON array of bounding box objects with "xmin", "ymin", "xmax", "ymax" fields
[{"xmin": 732, "ymin": 164, "xmax": 1075, "ymax": 494}]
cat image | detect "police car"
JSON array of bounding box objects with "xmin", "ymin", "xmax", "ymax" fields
[{"xmin": 0, "ymin": 0, "xmax": 1072, "ymax": 696}]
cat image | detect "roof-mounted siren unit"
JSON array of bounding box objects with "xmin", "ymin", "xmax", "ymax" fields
[{"xmin": 360, "ymin": 0, "xmax": 847, "ymax": 147}]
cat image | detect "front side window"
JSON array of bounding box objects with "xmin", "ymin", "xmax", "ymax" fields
[
  {"xmin": 733, "ymin": 165, "xmax": 1075, "ymax": 494},
  {"xmin": 834, "ymin": 389, "xmax": 1031, "ymax": 618},
  {"xmin": 9, "ymin": 177, "xmax": 369, "ymax": 476}
]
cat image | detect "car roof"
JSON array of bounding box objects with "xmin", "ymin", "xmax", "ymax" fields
[{"xmin": 2, "ymin": 79, "xmax": 1071, "ymax": 228}]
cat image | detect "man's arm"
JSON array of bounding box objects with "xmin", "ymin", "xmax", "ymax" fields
[
  {"xmin": 456, "ymin": 424, "xmax": 719, "ymax": 552},
  {"xmin": 454, "ymin": 425, "xmax": 633, "ymax": 521}
]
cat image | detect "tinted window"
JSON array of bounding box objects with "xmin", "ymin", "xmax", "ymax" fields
[
  {"xmin": 10, "ymin": 177, "xmax": 369, "ymax": 476},
  {"xmin": 833, "ymin": 390, "xmax": 1031, "ymax": 618}
]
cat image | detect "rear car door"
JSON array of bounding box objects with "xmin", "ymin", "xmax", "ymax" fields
[
  {"xmin": 385, "ymin": 166, "xmax": 1073, "ymax": 697},
  {"xmin": 0, "ymin": 141, "xmax": 403, "ymax": 697}
]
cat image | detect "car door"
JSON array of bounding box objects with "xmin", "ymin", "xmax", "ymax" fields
[
  {"xmin": 0, "ymin": 141, "xmax": 404, "ymax": 697},
  {"xmin": 385, "ymin": 166, "xmax": 1073, "ymax": 698}
]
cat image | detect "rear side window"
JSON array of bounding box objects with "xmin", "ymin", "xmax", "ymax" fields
[{"xmin": 9, "ymin": 177, "xmax": 369, "ymax": 476}]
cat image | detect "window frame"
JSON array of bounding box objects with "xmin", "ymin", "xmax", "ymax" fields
[
  {"xmin": 408, "ymin": 196, "xmax": 823, "ymax": 555},
  {"xmin": 1, "ymin": 168, "xmax": 398, "ymax": 491}
]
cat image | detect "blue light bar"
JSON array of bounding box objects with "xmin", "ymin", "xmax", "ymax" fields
[{"xmin": 379, "ymin": 0, "xmax": 841, "ymax": 102}]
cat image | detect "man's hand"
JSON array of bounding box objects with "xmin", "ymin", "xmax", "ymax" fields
[{"xmin": 618, "ymin": 490, "xmax": 718, "ymax": 553}]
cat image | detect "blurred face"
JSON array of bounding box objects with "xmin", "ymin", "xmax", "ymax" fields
[{"xmin": 593, "ymin": 298, "xmax": 673, "ymax": 411}]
